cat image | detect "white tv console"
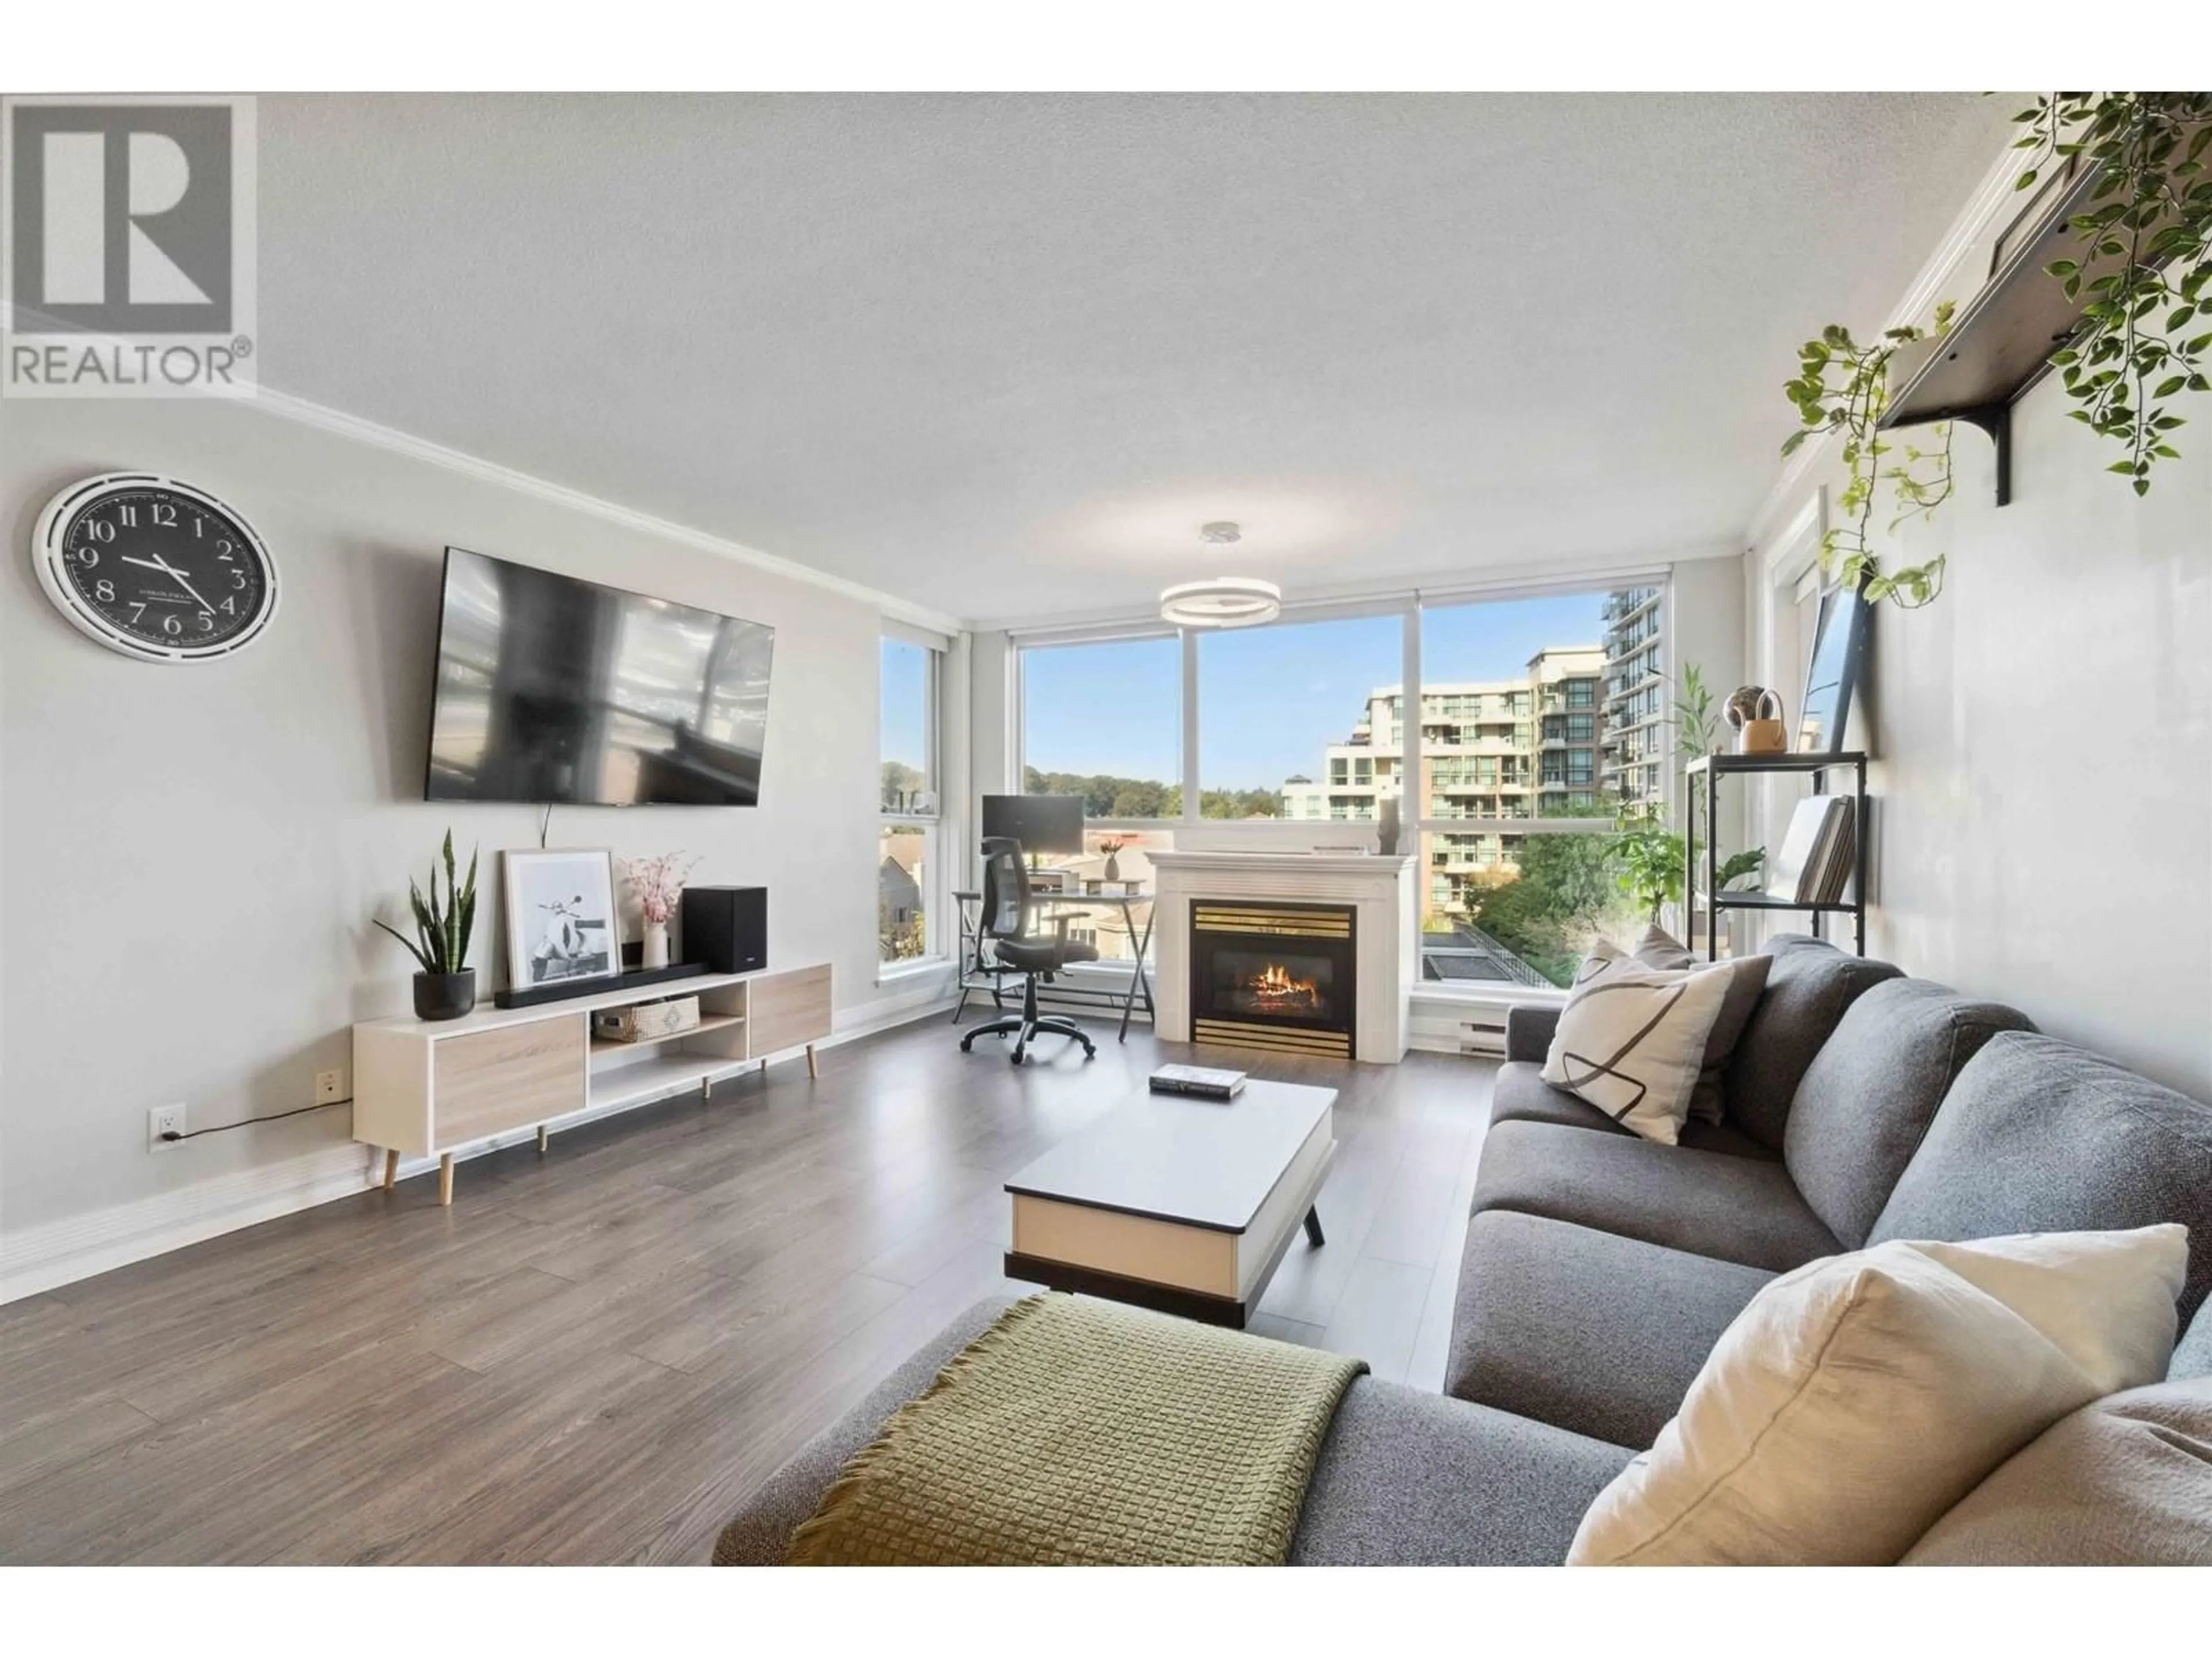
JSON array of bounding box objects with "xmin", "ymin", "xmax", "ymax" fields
[{"xmin": 351, "ymin": 962, "xmax": 831, "ymax": 1205}]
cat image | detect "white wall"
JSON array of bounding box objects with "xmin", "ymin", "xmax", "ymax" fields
[
  {"xmin": 1671, "ymin": 554, "xmax": 1746, "ymax": 738},
  {"xmin": 1, "ymin": 393, "xmax": 942, "ymax": 1255},
  {"xmin": 1744, "ymin": 372, "xmax": 2212, "ymax": 1100}
]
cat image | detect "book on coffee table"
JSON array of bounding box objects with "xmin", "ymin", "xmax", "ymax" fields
[{"xmin": 1149, "ymin": 1065, "xmax": 1247, "ymax": 1101}]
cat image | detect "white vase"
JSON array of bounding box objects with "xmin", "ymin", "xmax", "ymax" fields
[{"xmin": 641, "ymin": 921, "xmax": 670, "ymax": 971}]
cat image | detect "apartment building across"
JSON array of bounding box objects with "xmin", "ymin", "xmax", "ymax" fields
[
  {"xmin": 1282, "ymin": 646, "xmax": 1603, "ymax": 915},
  {"xmin": 1602, "ymin": 584, "xmax": 1668, "ymax": 812}
]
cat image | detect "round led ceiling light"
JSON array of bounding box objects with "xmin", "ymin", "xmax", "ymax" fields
[{"xmin": 1159, "ymin": 575, "xmax": 1282, "ymax": 628}]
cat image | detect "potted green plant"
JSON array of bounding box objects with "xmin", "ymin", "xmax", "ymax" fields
[
  {"xmin": 376, "ymin": 831, "xmax": 479, "ymax": 1020},
  {"xmin": 1674, "ymin": 663, "xmax": 1766, "ymax": 940},
  {"xmin": 1606, "ymin": 806, "xmax": 1762, "ymax": 937},
  {"xmin": 1605, "ymin": 816, "xmax": 1685, "ymax": 927}
]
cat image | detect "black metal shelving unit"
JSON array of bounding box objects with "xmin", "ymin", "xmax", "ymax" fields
[{"xmin": 1685, "ymin": 751, "xmax": 1868, "ymax": 960}]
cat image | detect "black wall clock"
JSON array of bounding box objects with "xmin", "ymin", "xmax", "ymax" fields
[{"xmin": 32, "ymin": 472, "xmax": 279, "ymax": 662}]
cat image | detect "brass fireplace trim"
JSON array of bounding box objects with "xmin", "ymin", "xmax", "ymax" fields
[
  {"xmin": 1191, "ymin": 907, "xmax": 1353, "ymax": 940},
  {"xmin": 1194, "ymin": 1017, "xmax": 1353, "ymax": 1059}
]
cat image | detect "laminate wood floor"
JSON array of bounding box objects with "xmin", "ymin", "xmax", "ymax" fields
[{"xmin": 0, "ymin": 1015, "xmax": 1494, "ymax": 1564}]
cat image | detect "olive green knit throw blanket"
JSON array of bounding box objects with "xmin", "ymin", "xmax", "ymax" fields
[{"xmin": 783, "ymin": 1295, "xmax": 1367, "ymax": 1565}]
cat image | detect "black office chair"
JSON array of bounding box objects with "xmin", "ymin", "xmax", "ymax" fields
[{"xmin": 960, "ymin": 836, "xmax": 1099, "ymax": 1065}]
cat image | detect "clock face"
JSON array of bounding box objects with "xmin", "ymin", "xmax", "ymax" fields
[{"xmin": 33, "ymin": 474, "xmax": 278, "ymax": 662}]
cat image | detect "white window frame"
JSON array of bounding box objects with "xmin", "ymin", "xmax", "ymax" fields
[{"xmin": 879, "ymin": 623, "xmax": 949, "ymax": 974}]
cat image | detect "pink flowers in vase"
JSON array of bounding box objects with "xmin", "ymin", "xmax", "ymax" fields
[{"xmin": 622, "ymin": 852, "xmax": 700, "ymax": 969}]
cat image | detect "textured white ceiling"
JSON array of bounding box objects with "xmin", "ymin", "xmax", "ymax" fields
[{"xmin": 257, "ymin": 93, "xmax": 2012, "ymax": 623}]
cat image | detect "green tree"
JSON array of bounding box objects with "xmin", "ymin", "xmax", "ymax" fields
[
  {"xmin": 1200, "ymin": 787, "xmax": 1282, "ymax": 819},
  {"xmin": 1021, "ymin": 766, "xmax": 1184, "ymax": 821},
  {"xmin": 880, "ymin": 759, "xmax": 924, "ymax": 811},
  {"xmin": 1470, "ymin": 830, "xmax": 1623, "ymax": 986}
]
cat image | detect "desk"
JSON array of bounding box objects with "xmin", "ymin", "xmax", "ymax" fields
[{"xmin": 952, "ymin": 887, "xmax": 1156, "ymax": 1041}]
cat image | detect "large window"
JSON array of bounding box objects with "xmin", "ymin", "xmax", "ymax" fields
[
  {"xmin": 1020, "ymin": 634, "xmax": 1181, "ymax": 818},
  {"xmin": 1007, "ymin": 577, "xmax": 1670, "ymax": 994},
  {"xmin": 879, "ymin": 634, "xmax": 941, "ymax": 965},
  {"xmin": 1200, "ymin": 613, "xmax": 1401, "ymax": 820},
  {"xmin": 1417, "ymin": 586, "xmax": 1660, "ymax": 988}
]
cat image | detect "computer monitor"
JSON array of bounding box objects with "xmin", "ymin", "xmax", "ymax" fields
[{"xmin": 980, "ymin": 793, "xmax": 1086, "ymax": 858}]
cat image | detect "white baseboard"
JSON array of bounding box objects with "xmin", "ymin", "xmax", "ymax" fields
[
  {"xmin": 0, "ymin": 990, "xmax": 957, "ymax": 1305},
  {"xmin": 0, "ymin": 1143, "xmax": 382, "ymax": 1305}
]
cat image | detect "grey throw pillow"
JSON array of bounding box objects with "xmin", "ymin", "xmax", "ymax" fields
[
  {"xmin": 1902, "ymin": 1378, "xmax": 2212, "ymax": 1565},
  {"xmin": 1628, "ymin": 926, "xmax": 1771, "ymax": 1125},
  {"xmin": 1633, "ymin": 923, "xmax": 1696, "ymax": 971}
]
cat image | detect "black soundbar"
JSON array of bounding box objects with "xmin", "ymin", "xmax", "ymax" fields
[{"xmin": 493, "ymin": 962, "xmax": 710, "ymax": 1010}]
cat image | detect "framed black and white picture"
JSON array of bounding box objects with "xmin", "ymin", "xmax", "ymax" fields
[
  {"xmin": 503, "ymin": 849, "xmax": 621, "ymax": 989},
  {"xmin": 1797, "ymin": 571, "xmax": 1870, "ymax": 753}
]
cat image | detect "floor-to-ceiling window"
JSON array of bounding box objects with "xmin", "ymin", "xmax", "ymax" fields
[
  {"xmin": 1016, "ymin": 631, "xmax": 1181, "ymax": 968},
  {"xmin": 1009, "ymin": 575, "xmax": 1671, "ymax": 997},
  {"xmin": 1019, "ymin": 632, "xmax": 1181, "ymax": 817},
  {"xmin": 1199, "ymin": 613, "xmax": 1402, "ymax": 822},
  {"xmin": 1417, "ymin": 586, "xmax": 1662, "ymax": 988}
]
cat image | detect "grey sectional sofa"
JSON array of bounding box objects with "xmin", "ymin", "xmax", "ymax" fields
[{"xmin": 716, "ymin": 934, "xmax": 2212, "ymax": 1565}]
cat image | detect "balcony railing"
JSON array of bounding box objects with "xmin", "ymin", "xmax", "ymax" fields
[
  {"xmin": 1427, "ymin": 804, "xmax": 1533, "ymax": 820},
  {"xmin": 1601, "ymin": 587, "xmax": 1662, "ymax": 623}
]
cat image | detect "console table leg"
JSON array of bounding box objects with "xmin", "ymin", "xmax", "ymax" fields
[
  {"xmin": 806, "ymin": 1043, "xmax": 819, "ymax": 1080},
  {"xmin": 437, "ymin": 1153, "xmax": 454, "ymax": 1207},
  {"xmin": 759, "ymin": 1059, "xmax": 769, "ymax": 1077},
  {"xmin": 536, "ymin": 1124, "xmax": 549, "ymax": 1154},
  {"xmin": 1304, "ymin": 1207, "xmax": 1325, "ymax": 1247},
  {"xmin": 381, "ymin": 1149, "xmax": 399, "ymax": 1192}
]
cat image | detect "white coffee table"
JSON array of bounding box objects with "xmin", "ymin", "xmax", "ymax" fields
[{"xmin": 1003, "ymin": 1080, "xmax": 1336, "ymax": 1328}]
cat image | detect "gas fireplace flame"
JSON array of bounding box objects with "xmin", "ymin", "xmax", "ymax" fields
[{"xmin": 1245, "ymin": 962, "xmax": 1323, "ymax": 1012}]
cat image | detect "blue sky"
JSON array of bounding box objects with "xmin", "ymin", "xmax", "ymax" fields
[
  {"xmin": 880, "ymin": 638, "xmax": 931, "ymax": 776},
  {"xmin": 1014, "ymin": 590, "xmax": 1607, "ymax": 789}
]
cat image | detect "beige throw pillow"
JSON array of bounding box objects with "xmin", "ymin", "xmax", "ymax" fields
[
  {"xmin": 1542, "ymin": 944, "xmax": 1733, "ymax": 1145},
  {"xmin": 1567, "ymin": 1225, "xmax": 2190, "ymax": 1566}
]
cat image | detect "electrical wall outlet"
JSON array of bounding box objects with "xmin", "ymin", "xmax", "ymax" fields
[
  {"xmin": 149, "ymin": 1104, "xmax": 185, "ymax": 1149},
  {"xmin": 315, "ymin": 1068, "xmax": 347, "ymax": 1106}
]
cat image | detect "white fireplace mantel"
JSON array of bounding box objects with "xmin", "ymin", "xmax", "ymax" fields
[{"xmin": 1149, "ymin": 850, "xmax": 1416, "ymax": 1064}]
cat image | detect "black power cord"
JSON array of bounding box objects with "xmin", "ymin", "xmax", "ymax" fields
[{"xmin": 160, "ymin": 1097, "xmax": 352, "ymax": 1142}]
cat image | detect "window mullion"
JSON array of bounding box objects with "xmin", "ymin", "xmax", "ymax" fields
[{"xmin": 1180, "ymin": 628, "xmax": 1199, "ymax": 824}]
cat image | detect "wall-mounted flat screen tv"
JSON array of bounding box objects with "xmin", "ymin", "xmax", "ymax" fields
[{"xmin": 423, "ymin": 547, "xmax": 775, "ymax": 806}]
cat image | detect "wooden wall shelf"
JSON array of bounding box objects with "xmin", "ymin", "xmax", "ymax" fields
[
  {"xmin": 1879, "ymin": 134, "xmax": 2202, "ymax": 508},
  {"xmin": 351, "ymin": 962, "xmax": 832, "ymax": 1205}
]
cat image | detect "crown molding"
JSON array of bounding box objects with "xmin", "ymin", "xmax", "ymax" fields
[
  {"xmin": 247, "ymin": 384, "xmax": 967, "ymax": 637},
  {"xmin": 1744, "ymin": 133, "xmax": 2028, "ymax": 552}
]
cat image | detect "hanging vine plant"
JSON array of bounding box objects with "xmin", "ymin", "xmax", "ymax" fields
[
  {"xmin": 2010, "ymin": 93, "xmax": 2212, "ymax": 494},
  {"xmin": 1775, "ymin": 96, "xmax": 2207, "ymax": 609},
  {"xmin": 1779, "ymin": 303, "xmax": 1957, "ymax": 609}
]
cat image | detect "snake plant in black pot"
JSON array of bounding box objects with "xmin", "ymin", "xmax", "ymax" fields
[{"xmin": 377, "ymin": 831, "xmax": 480, "ymax": 1020}]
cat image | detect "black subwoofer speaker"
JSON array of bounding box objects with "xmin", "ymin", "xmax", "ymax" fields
[{"xmin": 683, "ymin": 886, "xmax": 767, "ymax": 974}]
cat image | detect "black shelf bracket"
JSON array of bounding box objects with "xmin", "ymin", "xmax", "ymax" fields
[
  {"xmin": 1955, "ymin": 402, "xmax": 2012, "ymax": 509},
  {"xmin": 1887, "ymin": 400, "xmax": 2012, "ymax": 509}
]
